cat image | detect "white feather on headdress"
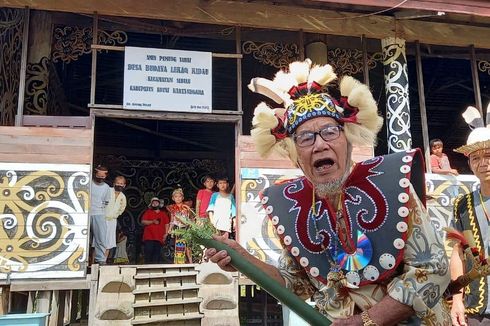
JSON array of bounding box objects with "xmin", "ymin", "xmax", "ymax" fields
[
  {"xmin": 288, "ymin": 60, "xmax": 311, "ymax": 84},
  {"xmin": 251, "ymin": 103, "xmax": 289, "ymax": 158},
  {"xmin": 340, "ymin": 76, "xmax": 383, "ymax": 146},
  {"xmin": 308, "ymin": 64, "xmax": 336, "ymax": 87},
  {"xmin": 462, "ymin": 106, "xmax": 484, "ymax": 129}
]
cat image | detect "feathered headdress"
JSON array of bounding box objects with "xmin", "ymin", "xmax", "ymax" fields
[
  {"xmin": 454, "ymin": 103, "xmax": 490, "ymax": 156},
  {"xmin": 249, "ymin": 59, "xmax": 383, "ymax": 162}
]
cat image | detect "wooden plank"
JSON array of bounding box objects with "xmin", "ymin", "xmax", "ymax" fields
[
  {"xmin": 87, "ymin": 265, "xmax": 99, "ymax": 326},
  {"xmin": 0, "ymin": 126, "xmax": 92, "ymax": 138},
  {"xmin": 9, "ymin": 279, "xmax": 90, "ymax": 291},
  {"xmin": 134, "ymin": 271, "xmax": 198, "ymax": 279},
  {"xmin": 22, "ymin": 115, "xmax": 92, "ymax": 128},
  {"xmin": 0, "ymin": 286, "xmax": 9, "ymax": 315},
  {"xmin": 314, "ymin": 0, "xmax": 490, "ymax": 17},
  {"xmin": 48, "ymin": 290, "xmax": 60, "ymax": 326},
  {"xmin": 91, "ymin": 108, "xmax": 241, "ymax": 123},
  {"xmin": 132, "ymin": 284, "xmax": 200, "ymax": 294},
  {"xmin": 26, "ymin": 291, "xmax": 34, "ymax": 313},
  {"xmin": 0, "ymin": 143, "xmax": 91, "ymax": 155},
  {"xmin": 131, "ymin": 312, "xmax": 203, "ymax": 325},
  {"xmin": 132, "ymin": 297, "xmax": 202, "ymax": 308},
  {"xmin": 36, "ymin": 290, "xmax": 52, "ymax": 313},
  {"xmin": 0, "ymin": 153, "xmax": 91, "ymax": 164},
  {"xmin": 2, "ymin": 0, "xmax": 490, "ymax": 49}
]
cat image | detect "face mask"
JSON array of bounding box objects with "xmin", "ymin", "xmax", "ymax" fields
[
  {"xmin": 114, "ymin": 185, "xmax": 124, "ymax": 192},
  {"xmin": 151, "ymin": 206, "xmax": 159, "ymax": 210},
  {"xmin": 95, "ymin": 177, "xmax": 105, "ymax": 183}
]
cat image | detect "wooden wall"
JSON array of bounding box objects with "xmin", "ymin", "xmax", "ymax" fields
[
  {"xmin": 0, "ymin": 125, "xmax": 92, "ymax": 280},
  {"xmin": 0, "ymin": 126, "xmax": 92, "ymax": 164}
]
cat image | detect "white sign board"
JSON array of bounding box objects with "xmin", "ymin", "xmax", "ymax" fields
[{"xmin": 123, "ymin": 46, "xmax": 212, "ymax": 113}]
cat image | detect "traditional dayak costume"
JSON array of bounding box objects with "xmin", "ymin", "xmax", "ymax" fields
[
  {"xmin": 249, "ymin": 59, "xmax": 451, "ymax": 323},
  {"xmin": 452, "ymin": 105, "xmax": 490, "ymax": 318}
]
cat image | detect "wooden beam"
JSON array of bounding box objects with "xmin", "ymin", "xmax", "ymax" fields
[
  {"xmin": 313, "ymin": 0, "xmax": 490, "ymax": 18},
  {"xmin": 91, "ymin": 108, "xmax": 242, "ymax": 123},
  {"xmin": 3, "ymin": 0, "xmax": 490, "ymax": 49}
]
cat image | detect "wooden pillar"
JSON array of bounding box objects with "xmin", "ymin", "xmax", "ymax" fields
[
  {"xmin": 14, "ymin": 7, "xmax": 30, "ymax": 126},
  {"xmin": 470, "ymin": 45, "xmax": 483, "ymax": 114},
  {"xmin": 415, "ymin": 41, "xmax": 431, "ymax": 172},
  {"xmin": 0, "ymin": 286, "xmax": 9, "ymax": 314},
  {"xmin": 362, "ymin": 35, "xmax": 370, "ymax": 87},
  {"xmin": 381, "ymin": 37, "xmax": 412, "ymax": 153}
]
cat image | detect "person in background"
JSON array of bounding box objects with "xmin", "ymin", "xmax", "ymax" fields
[
  {"xmin": 105, "ymin": 175, "xmax": 127, "ymax": 262},
  {"xmin": 113, "ymin": 227, "xmax": 129, "ymax": 265},
  {"xmin": 167, "ymin": 188, "xmax": 193, "ymax": 263},
  {"xmin": 195, "ymin": 175, "xmax": 215, "ymax": 220},
  {"xmin": 207, "ymin": 176, "xmax": 236, "ymax": 239},
  {"xmin": 90, "ymin": 165, "xmax": 111, "ymax": 265},
  {"xmin": 451, "ymin": 105, "xmax": 490, "ymax": 326},
  {"xmin": 141, "ymin": 197, "xmax": 170, "ymax": 264},
  {"xmin": 430, "ymin": 138, "xmax": 458, "ymax": 175}
]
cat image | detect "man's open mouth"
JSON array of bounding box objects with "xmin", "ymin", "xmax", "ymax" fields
[{"xmin": 313, "ymin": 158, "xmax": 334, "ymax": 172}]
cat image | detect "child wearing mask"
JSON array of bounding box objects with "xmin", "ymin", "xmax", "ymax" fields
[
  {"xmin": 141, "ymin": 197, "xmax": 170, "ymax": 264},
  {"xmin": 105, "ymin": 175, "xmax": 127, "ymax": 261}
]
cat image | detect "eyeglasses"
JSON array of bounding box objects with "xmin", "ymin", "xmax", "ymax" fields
[{"xmin": 293, "ymin": 125, "xmax": 344, "ymax": 147}]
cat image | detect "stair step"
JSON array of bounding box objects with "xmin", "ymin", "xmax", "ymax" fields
[
  {"xmin": 133, "ymin": 297, "xmax": 202, "ymax": 308},
  {"xmin": 133, "ymin": 284, "xmax": 199, "ymax": 294},
  {"xmin": 131, "ymin": 312, "xmax": 203, "ymax": 324},
  {"xmin": 134, "ymin": 271, "xmax": 198, "ymax": 279},
  {"xmin": 135, "ymin": 264, "xmax": 197, "ymax": 270}
]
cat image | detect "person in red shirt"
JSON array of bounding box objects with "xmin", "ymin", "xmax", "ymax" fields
[
  {"xmin": 141, "ymin": 197, "xmax": 170, "ymax": 264},
  {"xmin": 195, "ymin": 175, "xmax": 215, "ymax": 219}
]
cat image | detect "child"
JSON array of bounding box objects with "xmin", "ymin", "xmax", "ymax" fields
[
  {"xmin": 105, "ymin": 175, "xmax": 127, "ymax": 262},
  {"xmin": 167, "ymin": 188, "xmax": 193, "ymax": 263},
  {"xmin": 195, "ymin": 175, "xmax": 215, "ymax": 219},
  {"xmin": 207, "ymin": 176, "xmax": 236, "ymax": 239},
  {"xmin": 430, "ymin": 138, "xmax": 458, "ymax": 175},
  {"xmin": 113, "ymin": 228, "xmax": 129, "ymax": 265},
  {"xmin": 141, "ymin": 197, "xmax": 170, "ymax": 264}
]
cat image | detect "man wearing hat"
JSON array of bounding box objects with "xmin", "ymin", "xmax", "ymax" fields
[
  {"xmin": 451, "ymin": 105, "xmax": 490, "ymax": 326},
  {"xmin": 141, "ymin": 197, "xmax": 170, "ymax": 264},
  {"xmin": 206, "ymin": 60, "xmax": 451, "ymax": 324}
]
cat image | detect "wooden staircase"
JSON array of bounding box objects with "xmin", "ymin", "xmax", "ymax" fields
[{"xmin": 132, "ymin": 264, "xmax": 203, "ymax": 325}]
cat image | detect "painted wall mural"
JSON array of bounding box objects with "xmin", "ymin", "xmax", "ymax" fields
[
  {"xmin": 240, "ymin": 168, "xmax": 302, "ymax": 265},
  {"xmin": 240, "ymin": 168, "xmax": 479, "ymax": 267},
  {"xmin": 0, "ymin": 163, "xmax": 90, "ymax": 279}
]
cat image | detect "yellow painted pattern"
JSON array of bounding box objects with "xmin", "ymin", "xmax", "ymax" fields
[{"xmin": 0, "ymin": 167, "xmax": 89, "ymax": 276}]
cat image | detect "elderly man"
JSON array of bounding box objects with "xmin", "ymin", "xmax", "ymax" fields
[
  {"xmin": 206, "ymin": 60, "xmax": 451, "ymax": 324},
  {"xmin": 451, "ymin": 105, "xmax": 490, "ymax": 326}
]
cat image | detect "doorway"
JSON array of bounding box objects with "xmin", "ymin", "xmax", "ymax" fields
[{"xmin": 92, "ymin": 115, "xmax": 237, "ymax": 263}]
